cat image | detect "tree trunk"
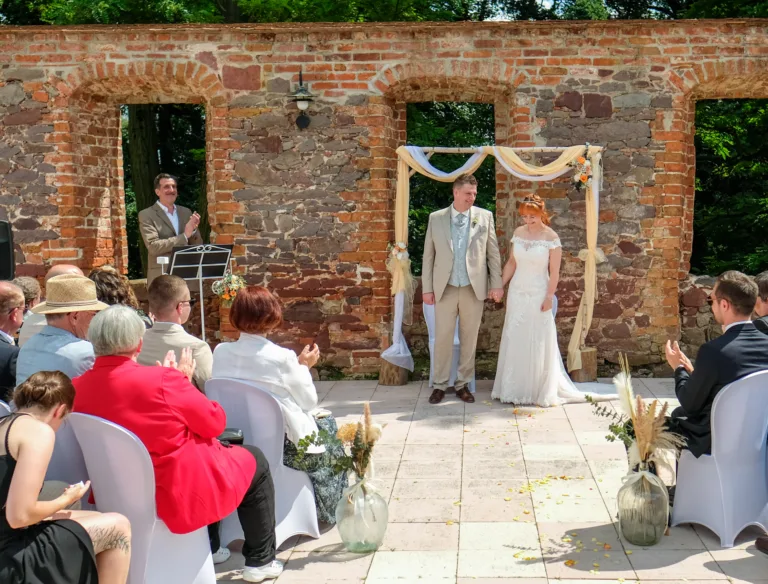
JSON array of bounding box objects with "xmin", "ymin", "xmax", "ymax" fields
[
  {"xmin": 127, "ymin": 104, "xmax": 160, "ymax": 278},
  {"xmin": 197, "ymin": 164, "xmax": 211, "ymax": 243}
]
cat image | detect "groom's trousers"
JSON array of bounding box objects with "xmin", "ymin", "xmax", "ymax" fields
[{"xmin": 434, "ymin": 284, "xmax": 484, "ymax": 392}]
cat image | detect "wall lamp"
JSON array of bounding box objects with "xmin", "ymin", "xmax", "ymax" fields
[{"xmin": 289, "ymin": 69, "xmax": 315, "ymax": 130}]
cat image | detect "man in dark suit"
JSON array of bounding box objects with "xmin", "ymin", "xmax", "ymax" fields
[
  {"xmin": 753, "ymin": 271, "xmax": 768, "ymax": 334},
  {"xmin": 138, "ymin": 173, "xmax": 203, "ymax": 285},
  {"xmin": 0, "ymin": 282, "xmax": 25, "ymax": 400},
  {"xmin": 665, "ymin": 270, "xmax": 768, "ymax": 458}
]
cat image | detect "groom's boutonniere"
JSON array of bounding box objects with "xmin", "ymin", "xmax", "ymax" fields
[{"xmin": 471, "ymin": 218, "xmax": 479, "ymax": 229}]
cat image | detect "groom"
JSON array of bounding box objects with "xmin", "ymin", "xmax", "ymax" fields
[{"xmin": 422, "ymin": 174, "xmax": 503, "ymax": 405}]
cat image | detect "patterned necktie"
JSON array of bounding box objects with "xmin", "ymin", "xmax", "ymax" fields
[{"xmin": 454, "ymin": 214, "xmax": 467, "ymax": 227}]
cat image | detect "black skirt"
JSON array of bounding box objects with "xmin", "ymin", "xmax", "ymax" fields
[{"xmin": 0, "ymin": 518, "xmax": 98, "ymax": 584}]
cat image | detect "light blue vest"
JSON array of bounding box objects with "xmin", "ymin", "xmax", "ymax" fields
[{"xmin": 449, "ymin": 209, "xmax": 471, "ymax": 287}]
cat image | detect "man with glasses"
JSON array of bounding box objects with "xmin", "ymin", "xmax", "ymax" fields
[
  {"xmin": 0, "ymin": 282, "xmax": 24, "ymax": 399},
  {"xmin": 138, "ymin": 275, "xmax": 212, "ymax": 393},
  {"xmin": 665, "ymin": 270, "xmax": 768, "ymax": 459}
]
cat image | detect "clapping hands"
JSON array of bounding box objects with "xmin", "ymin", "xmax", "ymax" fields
[
  {"xmin": 184, "ymin": 212, "xmax": 201, "ymax": 239},
  {"xmin": 298, "ymin": 343, "xmax": 320, "ymax": 369},
  {"xmin": 665, "ymin": 340, "xmax": 693, "ymax": 373},
  {"xmin": 157, "ymin": 347, "xmax": 197, "ymax": 381}
]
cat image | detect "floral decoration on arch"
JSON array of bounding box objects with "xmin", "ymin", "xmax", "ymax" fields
[
  {"xmin": 570, "ymin": 154, "xmax": 592, "ymax": 191},
  {"xmin": 389, "ymin": 241, "xmax": 408, "ymax": 261}
]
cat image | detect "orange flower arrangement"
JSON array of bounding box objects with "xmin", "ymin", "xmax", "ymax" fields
[{"xmin": 570, "ymin": 154, "xmax": 592, "ymax": 191}]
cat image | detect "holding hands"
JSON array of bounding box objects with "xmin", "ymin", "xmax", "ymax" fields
[
  {"xmin": 488, "ymin": 288, "xmax": 504, "ymax": 303},
  {"xmin": 298, "ymin": 343, "xmax": 320, "ymax": 369}
]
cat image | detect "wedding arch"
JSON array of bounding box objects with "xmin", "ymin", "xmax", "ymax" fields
[{"xmin": 381, "ymin": 143, "xmax": 604, "ymax": 374}]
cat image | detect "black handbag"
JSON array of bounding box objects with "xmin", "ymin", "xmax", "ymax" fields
[{"xmin": 217, "ymin": 427, "xmax": 244, "ymax": 446}]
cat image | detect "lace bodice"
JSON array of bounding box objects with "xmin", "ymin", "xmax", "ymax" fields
[{"xmin": 510, "ymin": 235, "xmax": 561, "ymax": 292}]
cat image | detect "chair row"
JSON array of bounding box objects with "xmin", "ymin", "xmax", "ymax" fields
[{"xmin": 0, "ymin": 378, "xmax": 321, "ymax": 583}]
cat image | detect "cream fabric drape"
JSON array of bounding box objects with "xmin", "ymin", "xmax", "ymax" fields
[{"xmin": 382, "ymin": 144, "xmax": 603, "ymax": 375}]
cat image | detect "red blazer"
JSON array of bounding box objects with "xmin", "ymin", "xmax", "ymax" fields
[{"xmin": 73, "ymin": 356, "xmax": 256, "ymax": 534}]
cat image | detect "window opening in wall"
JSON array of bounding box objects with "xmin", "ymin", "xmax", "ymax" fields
[
  {"xmin": 121, "ymin": 103, "xmax": 208, "ymax": 279},
  {"xmin": 406, "ymin": 102, "xmax": 495, "ymax": 276},
  {"xmin": 691, "ymin": 98, "xmax": 768, "ymax": 276}
]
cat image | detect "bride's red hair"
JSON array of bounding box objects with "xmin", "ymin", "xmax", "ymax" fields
[{"xmin": 516, "ymin": 194, "xmax": 551, "ymax": 226}]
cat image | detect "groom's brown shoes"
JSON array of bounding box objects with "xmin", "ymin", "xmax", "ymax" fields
[
  {"xmin": 429, "ymin": 389, "xmax": 446, "ymax": 404},
  {"xmin": 456, "ymin": 388, "xmax": 475, "ymax": 403}
]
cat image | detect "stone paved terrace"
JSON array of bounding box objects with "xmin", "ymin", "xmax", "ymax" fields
[{"xmin": 215, "ymin": 379, "xmax": 768, "ymax": 583}]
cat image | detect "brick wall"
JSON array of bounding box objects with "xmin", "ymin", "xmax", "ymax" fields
[{"xmin": 1, "ymin": 20, "xmax": 765, "ymax": 373}]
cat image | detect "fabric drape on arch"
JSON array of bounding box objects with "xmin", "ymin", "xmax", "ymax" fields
[{"xmin": 381, "ymin": 144, "xmax": 604, "ymax": 374}]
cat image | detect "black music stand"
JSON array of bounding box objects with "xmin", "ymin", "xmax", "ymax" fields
[{"xmin": 165, "ymin": 244, "xmax": 233, "ymax": 342}]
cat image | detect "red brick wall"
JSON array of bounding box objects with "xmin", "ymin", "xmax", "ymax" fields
[{"xmin": 1, "ymin": 20, "xmax": 765, "ymax": 373}]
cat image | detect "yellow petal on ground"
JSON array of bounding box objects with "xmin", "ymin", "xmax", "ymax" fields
[
  {"xmin": 504, "ymin": 497, "xmax": 511, "ymax": 502},
  {"xmin": 593, "ymin": 562, "xmax": 600, "ymax": 568},
  {"xmin": 603, "ymin": 544, "xmax": 612, "ymax": 550},
  {"xmin": 625, "ymin": 550, "xmax": 633, "ymax": 555},
  {"xmin": 446, "ymin": 521, "xmax": 454, "ymax": 525},
  {"xmin": 564, "ymin": 560, "xmax": 577, "ymax": 567}
]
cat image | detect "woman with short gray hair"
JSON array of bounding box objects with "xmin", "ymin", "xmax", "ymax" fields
[
  {"xmin": 88, "ymin": 305, "xmax": 146, "ymax": 357},
  {"xmin": 74, "ymin": 305, "xmax": 282, "ymax": 582}
]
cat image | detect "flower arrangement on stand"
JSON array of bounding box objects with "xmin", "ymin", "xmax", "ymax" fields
[
  {"xmin": 588, "ymin": 354, "xmax": 685, "ymax": 546},
  {"xmin": 211, "ymin": 272, "xmax": 246, "ymax": 308},
  {"xmin": 570, "ymin": 154, "xmax": 592, "ymax": 191}
]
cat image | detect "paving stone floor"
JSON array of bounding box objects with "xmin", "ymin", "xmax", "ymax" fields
[{"xmin": 215, "ymin": 378, "xmax": 768, "ymax": 583}]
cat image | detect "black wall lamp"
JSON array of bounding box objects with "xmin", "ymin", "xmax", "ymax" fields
[{"xmin": 289, "ymin": 69, "xmax": 315, "ymax": 130}]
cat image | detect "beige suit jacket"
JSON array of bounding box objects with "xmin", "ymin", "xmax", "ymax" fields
[
  {"xmin": 137, "ymin": 322, "xmax": 212, "ymax": 392},
  {"xmin": 138, "ymin": 203, "xmax": 203, "ymax": 284},
  {"xmin": 422, "ymin": 206, "xmax": 503, "ymax": 303}
]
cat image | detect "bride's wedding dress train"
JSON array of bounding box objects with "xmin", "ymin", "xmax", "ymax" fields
[{"xmin": 492, "ymin": 235, "xmax": 615, "ymax": 407}]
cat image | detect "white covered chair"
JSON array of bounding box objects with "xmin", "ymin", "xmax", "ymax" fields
[
  {"xmin": 205, "ymin": 378, "xmax": 320, "ymax": 548},
  {"xmin": 0, "ymin": 400, "xmax": 10, "ymax": 415},
  {"xmin": 45, "ymin": 420, "xmax": 90, "ymax": 487},
  {"xmin": 670, "ymin": 370, "xmax": 768, "ymax": 548},
  {"xmin": 422, "ymin": 302, "xmax": 476, "ymax": 393},
  {"xmin": 69, "ymin": 413, "xmax": 215, "ymax": 584}
]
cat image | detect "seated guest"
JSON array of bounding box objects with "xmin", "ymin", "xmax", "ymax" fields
[
  {"xmin": 12, "ymin": 276, "xmax": 41, "ymax": 316},
  {"xmin": 74, "ymin": 306, "xmax": 283, "ymax": 582},
  {"xmin": 88, "ymin": 266, "xmax": 153, "ymax": 329},
  {"xmin": 18, "ymin": 264, "xmax": 84, "ymax": 348},
  {"xmin": 212, "ymin": 286, "xmax": 347, "ymax": 525},
  {"xmin": 753, "ymin": 271, "xmax": 768, "ymax": 333},
  {"xmin": 665, "ymin": 270, "xmax": 768, "ymax": 458},
  {"xmin": 16, "ymin": 274, "xmax": 107, "ymax": 386},
  {"xmin": 0, "ymin": 283, "xmax": 24, "ymax": 401},
  {"xmin": 138, "ymin": 275, "xmax": 212, "ymax": 392},
  {"xmin": 1, "ymin": 370, "xmax": 131, "ymax": 584}
]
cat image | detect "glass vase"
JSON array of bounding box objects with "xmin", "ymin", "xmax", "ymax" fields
[
  {"xmin": 335, "ymin": 476, "xmax": 388, "ymax": 553},
  {"xmin": 617, "ymin": 462, "xmax": 669, "ymax": 546}
]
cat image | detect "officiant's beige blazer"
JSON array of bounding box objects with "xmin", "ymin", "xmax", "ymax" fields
[
  {"xmin": 138, "ymin": 203, "xmax": 203, "ymax": 284},
  {"xmin": 422, "ymin": 206, "xmax": 503, "ymax": 303}
]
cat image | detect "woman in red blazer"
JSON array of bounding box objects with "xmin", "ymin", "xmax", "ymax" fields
[{"xmin": 73, "ymin": 306, "xmax": 283, "ymax": 583}]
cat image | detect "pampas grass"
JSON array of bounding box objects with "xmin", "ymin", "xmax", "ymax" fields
[{"xmin": 613, "ymin": 353, "xmax": 637, "ymax": 419}]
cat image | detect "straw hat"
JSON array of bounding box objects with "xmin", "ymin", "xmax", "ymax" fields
[{"xmin": 31, "ymin": 274, "xmax": 109, "ymax": 315}]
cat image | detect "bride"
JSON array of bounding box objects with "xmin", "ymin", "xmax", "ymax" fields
[{"xmin": 492, "ymin": 194, "xmax": 613, "ymax": 407}]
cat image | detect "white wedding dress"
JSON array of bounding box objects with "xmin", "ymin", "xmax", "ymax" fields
[{"xmin": 492, "ymin": 234, "xmax": 615, "ymax": 407}]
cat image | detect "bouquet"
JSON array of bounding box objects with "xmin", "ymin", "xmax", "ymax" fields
[
  {"xmin": 211, "ymin": 273, "xmax": 246, "ymax": 307},
  {"xmin": 570, "ymin": 154, "xmax": 592, "ymax": 191}
]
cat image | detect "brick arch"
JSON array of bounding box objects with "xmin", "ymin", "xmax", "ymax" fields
[
  {"xmin": 64, "ymin": 60, "xmax": 229, "ymax": 105},
  {"xmin": 372, "ymin": 60, "xmax": 525, "ymax": 101},
  {"xmin": 670, "ymin": 59, "xmax": 768, "ymax": 99},
  {"xmin": 43, "ymin": 60, "xmax": 230, "ymax": 274}
]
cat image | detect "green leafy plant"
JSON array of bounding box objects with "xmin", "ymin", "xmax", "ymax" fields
[{"xmin": 586, "ymin": 395, "xmax": 634, "ymax": 448}]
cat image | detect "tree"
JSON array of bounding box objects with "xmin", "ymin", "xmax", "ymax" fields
[{"xmin": 560, "ymin": 0, "xmax": 609, "ymax": 19}]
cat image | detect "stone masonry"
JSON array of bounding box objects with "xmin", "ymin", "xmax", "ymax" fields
[{"xmin": 0, "ymin": 19, "xmax": 765, "ymax": 374}]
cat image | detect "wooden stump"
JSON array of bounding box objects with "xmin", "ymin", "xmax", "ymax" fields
[
  {"xmin": 569, "ymin": 347, "xmax": 598, "ymax": 383},
  {"xmin": 379, "ymin": 359, "xmax": 409, "ymax": 386}
]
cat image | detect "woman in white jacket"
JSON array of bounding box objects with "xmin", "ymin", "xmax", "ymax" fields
[{"xmin": 212, "ymin": 286, "xmax": 347, "ymax": 524}]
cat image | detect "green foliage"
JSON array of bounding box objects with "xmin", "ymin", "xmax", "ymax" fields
[
  {"xmin": 37, "ymin": 0, "xmax": 221, "ymax": 25},
  {"xmin": 294, "ymin": 429, "xmax": 355, "ymax": 474},
  {"xmin": 406, "ymin": 102, "xmax": 495, "ymax": 276},
  {"xmin": 691, "ymin": 99, "xmax": 768, "ymax": 275},
  {"xmin": 586, "ymin": 395, "xmax": 634, "ymax": 448},
  {"xmin": 559, "ymin": 0, "xmax": 609, "ymax": 19}
]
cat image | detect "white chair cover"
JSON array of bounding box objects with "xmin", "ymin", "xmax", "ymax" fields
[
  {"xmin": 69, "ymin": 413, "xmax": 214, "ymax": 584},
  {"xmin": 45, "ymin": 420, "xmax": 90, "ymax": 488},
  {"xmin": 205, "ymin": 379, "xmax": 321, "ymax": 548},
  {"xmin": 422, "ymin": 303, "xmax": 475, "ymax": 393},
  {"xmin": 671, "ymin": 370, "xmax": 768, "ymax": 547},
  {"xmin": 0, "ymin": 400, "xmax": 10, "ymax": 415}
]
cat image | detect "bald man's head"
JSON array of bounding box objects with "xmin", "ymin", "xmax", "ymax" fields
[{"xmin": 45, "ymin": 264, "xmax": 83, "ymax": 284}]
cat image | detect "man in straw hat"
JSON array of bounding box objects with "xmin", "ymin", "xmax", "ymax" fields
[
  {"xmin": 16, "ymin": 273, "xmax": 108, "ymax": 386},
  {"xmin": 17, "ymin": 264, "xmax": 84, "ymax": 347}
]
